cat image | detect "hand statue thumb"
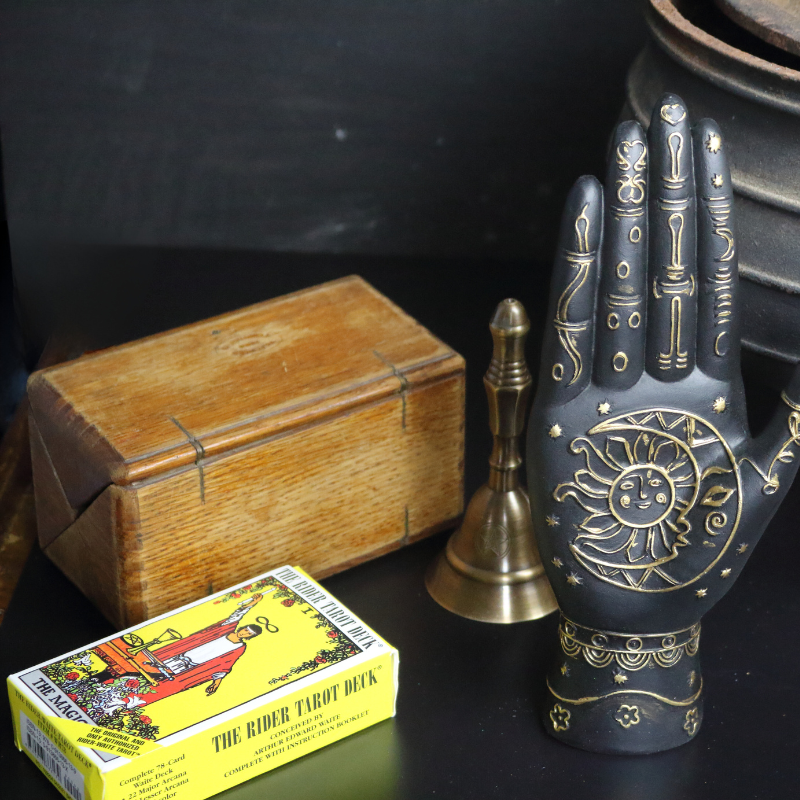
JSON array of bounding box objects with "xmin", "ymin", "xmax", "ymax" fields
[{"xmin": 741, "ymin": 364, "xmax": 800, "ymax": 521}]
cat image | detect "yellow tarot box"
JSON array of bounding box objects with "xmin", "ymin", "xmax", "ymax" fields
[{"xmin": 7, "ymin": 565, "xmax": 399, "ymax": 800}]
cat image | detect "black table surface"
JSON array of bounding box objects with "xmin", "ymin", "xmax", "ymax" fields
[
  {"xmin": 2, "ymin": 258, "xmax": 799, "ymax": 799},
  {"xmin": 3, "ymin": 466, "xmax": 800, "ymax": 800}
]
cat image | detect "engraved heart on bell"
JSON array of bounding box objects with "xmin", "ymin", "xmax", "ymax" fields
[{"xmin": 426, "ymin": 299, "xmax": 558, "ymax": 623}]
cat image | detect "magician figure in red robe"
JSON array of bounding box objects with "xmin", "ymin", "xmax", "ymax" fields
[{"xmin": 98, "ymin": 593, "xmax": 266, "ymax": 710}]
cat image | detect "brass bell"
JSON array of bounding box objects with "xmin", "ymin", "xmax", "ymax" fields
[{"xmin": 426, "ymin": 299, "xmax": 557, "ymax": 623}]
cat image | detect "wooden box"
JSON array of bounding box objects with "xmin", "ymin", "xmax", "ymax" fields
[{"xmin": 28, "ymin": 276, "xmax": 465, "ymax": 628}]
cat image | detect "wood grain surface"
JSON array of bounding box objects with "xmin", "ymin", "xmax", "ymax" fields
[
  {"xmin": 0, "ymin": 406, "xmax": 36, "ymax": 626},
  {"xmin": 29, "ymin": 276, "xmax": 457, "ymax": 485},
  {"xmin": 29, "ymin": 277, "xmax": 465, "ymax": 626},
  {"xmin": 0, "ymin": 337, "xmax": 89, "ymax": 626}
]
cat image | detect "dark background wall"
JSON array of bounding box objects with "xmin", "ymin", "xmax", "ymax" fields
[
  {"xmin": 2, "ymin": 1, "xmax": 646, "ymax": 258},
  {"xmin": 0, "ymin": 0, "xmax": 648, "ymax": 401}
]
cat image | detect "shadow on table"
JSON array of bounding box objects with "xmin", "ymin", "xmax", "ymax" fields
[{"xmin": 218, "ymin": 718, "xmax": 401, "ymax": 800}]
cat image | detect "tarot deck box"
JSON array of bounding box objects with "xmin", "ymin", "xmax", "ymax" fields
[
  {"xmin": 8, "ymin": 565, "xmax": 399, "ymax": 800},
  {"xmin": 27, "ymin": 275, "xmax": 465, "ymax": 627}
]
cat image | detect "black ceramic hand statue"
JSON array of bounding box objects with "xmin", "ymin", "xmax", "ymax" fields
[{"xmin": 527, "ymin": 94, "xmax": 800, "ymax": 754}]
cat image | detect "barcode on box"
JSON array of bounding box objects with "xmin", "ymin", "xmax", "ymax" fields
[{"xmin": 21, "ymin": 712, "xmax": 85, "ymax": 800}]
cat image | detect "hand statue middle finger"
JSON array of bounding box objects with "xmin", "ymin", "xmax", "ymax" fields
[{"xmin": 645, "ymin": 94, "xmax": 698, "ymax": 381}]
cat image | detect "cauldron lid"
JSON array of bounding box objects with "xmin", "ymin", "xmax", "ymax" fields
[{"xmin": 716, "ymin": 0, "xmax": 800, "ymax": 57}]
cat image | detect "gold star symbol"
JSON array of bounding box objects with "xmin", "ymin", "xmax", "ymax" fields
[
  {"xmin": 706, "ymin": 133, "xmax": 722, "ymax": 153},
  {"xmin": 549, "ymin": 424, "xmax": 562, "ymax": 439},
  {"xmin": 721, "ymin": 568, "xmax": 732, "ymax": 578},
  {"xmin": 737, "ymin": 543, "xmax": 749, "ymax": 555},
  {"xmin": 713, "ymin": 396, "xmax": 727, "ymax": 414},
  {"xmin": 552, "ymin": 557, "xmax": 563, "ymax": 568},
  {"xmin": 613, "ymin": 673, "xmax": 628, "ymax": 685},
  {"xmin": 566, "ymin": 573, "xmax": 583, "ymax": 586},
  {"xmin": 560, "ymin": 663, "xmax": 570, "ymax": 676},
  {"xmin": 696, "ymin": 588, "xmax": 708, "ymax": 598},
  {"xmin": 597, "ymin": 401, "xmax": 611, "ymax": 415},
  {"xmin": 711, "ymin": 174, "xmax": 724, "ymax": 188},
  {"xmin": 546, "ymin": 515, "xmax": 560, "ymax": 527}
]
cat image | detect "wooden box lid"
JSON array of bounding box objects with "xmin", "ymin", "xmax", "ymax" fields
[{"xmin": 28, "ymin": 276, "xmax": 464, "ymax": 513}]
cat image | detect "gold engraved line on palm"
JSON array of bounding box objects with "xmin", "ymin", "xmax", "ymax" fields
[
  {"xmin": 704, "ymin": 196, "xmax": 735, "ymax": 358},
  {"xmin": 663, "ymin": 132, "xmax": 686, "ymax": 190},
  {"xmin": 552, "ymin": 410, "xmax": 741, "ymax": 592},
  {"xmin": 655, "ymin": 213, "xmax": 692, "ymax": 370},
  {"xmin": 612, "ymin": 140, "xmax": 647, "ymax": 219},
  {"xmin": 739, "ymin": 396, "xmax": 800, "ymax": 495},
  {"xmin": 606, "ymin": 288, "xmax": 642, "ymax": 331},
  {"xmin": 554, "ymin": 205, "xmax": 593, "ymax": 386},
  {"xmin": 705, "ymin": 197, "xmax": 734, "ymax": 263}
]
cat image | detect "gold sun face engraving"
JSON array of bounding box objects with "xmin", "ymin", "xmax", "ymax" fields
[
  {"xmin": 609, "ymin": 466, "xmax": 675, "ymax": 528},
  {"xmin": 553, "ymin": 409, "xmax": 742, "ymax": 592}
]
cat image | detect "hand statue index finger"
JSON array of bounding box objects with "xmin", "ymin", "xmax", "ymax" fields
[{"xmin": 539, "ymin": 175, "xmax": 603, "ymax": 404}]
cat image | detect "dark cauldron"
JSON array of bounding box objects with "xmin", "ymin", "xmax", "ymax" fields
[{"xmin": 626, "ymin": 0, "xmax": 800, "ymax": 364}]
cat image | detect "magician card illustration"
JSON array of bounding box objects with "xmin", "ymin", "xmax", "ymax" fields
[
  {"xmin": 91, "ymin": 592, "xmax": 272, "ymax": 705},
  {"xmin": 30, "ymin": 575, "xmax": 361, "ymax": 743}
]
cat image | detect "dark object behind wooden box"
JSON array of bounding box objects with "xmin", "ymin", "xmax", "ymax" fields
[{"xmin": 27, "ymin": 276, "xmax": 465, "ymax": 627}]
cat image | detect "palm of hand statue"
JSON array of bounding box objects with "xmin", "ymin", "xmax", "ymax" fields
[{"xmin": 527, "ymin": 94, "xmax": 800, "ymax": 754}]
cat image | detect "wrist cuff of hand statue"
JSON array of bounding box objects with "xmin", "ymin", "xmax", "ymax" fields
[
  {"xmin": 558, "ymin": 615, "xmax": 700, "ymax": 669},
  {"xmin": 545, "ymin": 616, "xmax": 704, "ymax": 754}
]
